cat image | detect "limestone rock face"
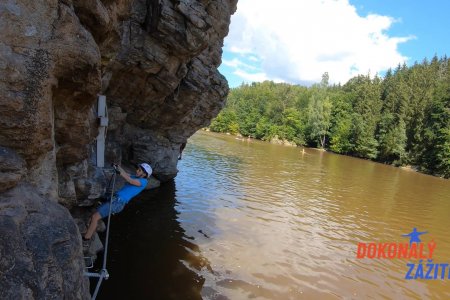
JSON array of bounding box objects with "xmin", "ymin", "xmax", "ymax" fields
[
  {"xmin": 0, "ymin": 146, "xmax": 26, "ymax": 193},
  {"xmin": 0, "ymin": 185, "xmax": 89, "ymax": 300},
  {"xmin": 0, "ymin": 0, "xmax": 236, "ymax": 298},
  {"xmin": 103, "ymin": 0, "xmax": 236, "ymax": 179}
]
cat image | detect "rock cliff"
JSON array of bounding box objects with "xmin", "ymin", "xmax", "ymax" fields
[{"xmin": 0, "ymin": 0, "xmax": 236, "ymax": 298}]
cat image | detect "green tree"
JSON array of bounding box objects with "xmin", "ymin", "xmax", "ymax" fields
[
  {"xmin": 281, "ymin": 108, "xmax": 305, "ymax": 144},
  {"xmin": 210, "ymin": 109, "xmax": 239, "ymax": 134},
  {"xmin": 417, "ymin": 86, "xmax": 450, "ymax": 177},
  {"xmin": 306, "ymin": 73, "xmax": 332, "ymax": 148},
  {"xmin": 344, "ymin": 74, "xmax": 382, "ymax": 159},
  {"xmin": 377, "ymin": 113, "xmax": 407, "ymax": 164},
  {"xmin": 329, "ymin": 91, "xmax": 353, "ymax": 153},
  {"xmin": 255, "ymin": 116, "xmax": 272, "ymax": 140},
  {"xmin": 377, "ymin": 67, "xmax": 408, "ymax": 164}
]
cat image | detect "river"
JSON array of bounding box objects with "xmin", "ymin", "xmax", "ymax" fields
[{"xmin": 96, "ymin": 130, "xmax": 450, "ymax": 299}]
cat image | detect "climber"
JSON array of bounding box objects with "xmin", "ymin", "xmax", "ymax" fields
[{"xmin": 82, "ymin": 163, "xmax": 152, "ymax": 251}]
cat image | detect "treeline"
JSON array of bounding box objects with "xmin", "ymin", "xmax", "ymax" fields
[{"xmin": 210, "ymin": 56, "xmax": 450, "ymax": 178}]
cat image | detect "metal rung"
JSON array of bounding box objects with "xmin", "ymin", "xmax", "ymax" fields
[
  {"xmin": 85, "ymin": 271, "xmax": 102, "ymax": 278},
  {"xmin": 84, "ymin": 269, "xmax": 109, "ymax": 279}
]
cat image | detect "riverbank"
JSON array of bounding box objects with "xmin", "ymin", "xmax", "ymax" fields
[{"xmin": 202, "ymin": 129, "xmax": 446, "ymax": 179}]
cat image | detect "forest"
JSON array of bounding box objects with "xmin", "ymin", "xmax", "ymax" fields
[{"xmin": 210, "ymin": 56, "xmax": 450, "ymax": 178}]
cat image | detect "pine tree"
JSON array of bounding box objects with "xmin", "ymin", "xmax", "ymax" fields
[
  {"xmin": 344, "ymin": 74, "xmax": 382, "ymax": 159},
  {"xmin": 417, "ymin": 81, "xmax": 450, "ymax": 177}
]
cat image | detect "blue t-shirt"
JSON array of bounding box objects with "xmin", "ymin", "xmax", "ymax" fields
[{"xmin": 116, "ymin": 176, "xmax": 148, "ymax": 203}]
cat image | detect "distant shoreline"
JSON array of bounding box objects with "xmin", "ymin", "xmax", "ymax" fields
[{"xmin": 200, "ymin": 129, "xmax": 447, "ymax": 180}]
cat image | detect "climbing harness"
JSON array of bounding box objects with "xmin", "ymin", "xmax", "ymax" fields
[{"xmin": 84, "ymin": 166, "xmax": 118, "ymax": 300}]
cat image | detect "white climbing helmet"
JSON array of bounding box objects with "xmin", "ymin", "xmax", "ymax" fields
[{"xmin": 139, "ymin": 163, "xmax": 152, "ymax": 178}]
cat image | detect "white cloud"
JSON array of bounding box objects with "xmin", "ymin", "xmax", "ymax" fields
[
  {"xmin": 222, "ymin": 58, "xmax": 258, "ymax": 71},
  {"xmin": 233, "ymin": 69, "xmax": 269, "ymax": 82},
  {"xmin": 224, "ymin": 0, "xmax": 413, "ymax": 85}
]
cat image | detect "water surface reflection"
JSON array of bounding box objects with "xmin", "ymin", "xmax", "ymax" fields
[{"xmin": 97, "ymin": 181, "xmax": 206, "ymax": 299}]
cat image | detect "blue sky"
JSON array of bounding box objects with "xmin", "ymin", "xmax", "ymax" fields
[{"xmin": 219, "ymin": 0, "xmax": 450, "ymax": 88}]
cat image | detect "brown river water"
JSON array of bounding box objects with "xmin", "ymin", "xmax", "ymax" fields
[{"xmin": 96, "ymin": 130, "xmax": 450, "ymax": 299}]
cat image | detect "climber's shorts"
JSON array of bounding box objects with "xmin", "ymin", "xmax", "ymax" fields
[{"xmin": 97, "ymin": 196, "xmax": 125, "ymax": 218}]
